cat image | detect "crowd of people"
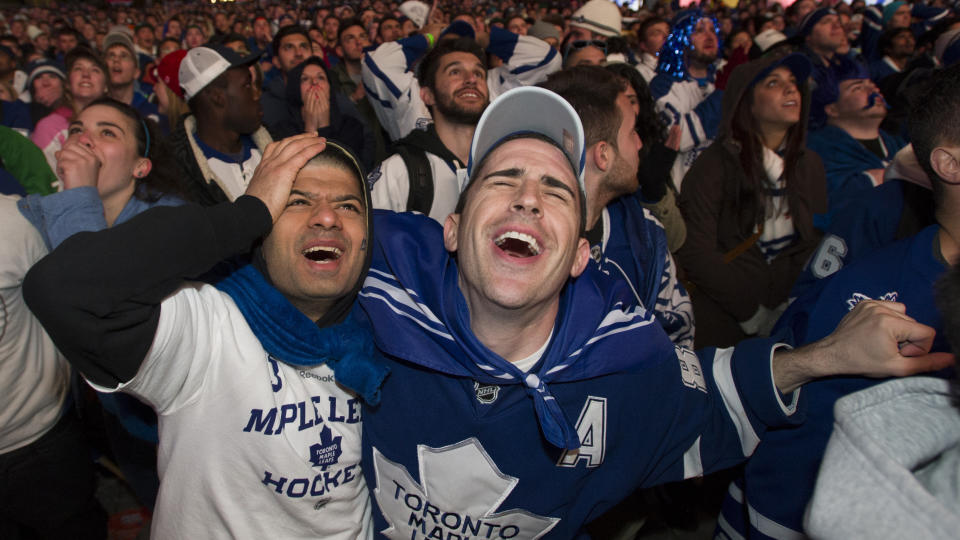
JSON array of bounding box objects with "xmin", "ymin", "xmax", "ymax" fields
[{"xmin": 1, "ymin": 0, "xmax": 960, "ymax": 538}]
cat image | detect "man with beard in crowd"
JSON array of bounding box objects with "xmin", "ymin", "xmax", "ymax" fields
[{"xmin": 363, "ymin": 21, "xmax": 559, "ymax": 221}]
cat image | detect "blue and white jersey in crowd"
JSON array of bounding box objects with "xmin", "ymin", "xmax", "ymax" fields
[
  {"xmin": 806, "ymin": 124, "xmax": 905, "ymax": 229},
  {"xmin": 717, "ymin": 224, "xmax": 951, "ymax": 540},
  {"xmin": 650, "ymin": 69, "xmax": 723, "ymax": 192},
  {"xmin": 792, "ymin": 179, "xmax": 929, "ymax": 299},
  {"xmin": 593, "ymin": 196, "xmax": 694, "ymax": 348},
  {"xmin": 358, "ymin": 210, "xmax": 802, "ymax": 539},
  {"xmin": 361, "ymin": 26, "xmax": 560, "ymax": 142}
]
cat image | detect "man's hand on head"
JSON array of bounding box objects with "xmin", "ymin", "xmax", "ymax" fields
[
  {"xmin": 244, "ymin": 133, "xmax": 327, "ymax": 223},
  {"xmin": 772, "ymin": 300, "xmax": 955, "ymax": 394}
]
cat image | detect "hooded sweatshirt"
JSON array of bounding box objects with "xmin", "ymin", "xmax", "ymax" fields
[
  {"xmin": 276, "ymin": 58, "xmax": 374, "ymax": 170},
  {"xmin": 22, "ymin": 144, "xmax": 387, "ymax": 538},
  {"xmin": 806, "ymin": 377, "xmax": 960, "ymax": 539},
  {"xmin": 357, "ymin": 210, "xmax": 805, "ymax": 539}
]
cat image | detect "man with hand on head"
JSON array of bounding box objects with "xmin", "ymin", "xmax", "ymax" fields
[
  {"xmin": 357, "ymin": 86, "xmax": 952, "ymax": 539},
  {"xmin": 23, "ymin": 134, "xmax": 388, "ymax": 538}
]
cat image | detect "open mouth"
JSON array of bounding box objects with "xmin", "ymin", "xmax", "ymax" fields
[
  {"xmin": 494, "ymin": 231, "xmax": 541, "ymax": 258},
  {"xmin": 302, "ymin": 245, "xmax": 343, "ymax": 262},
  {"xmin": 457, "ymin": 88, "xmax": 483, "ymax": 100}
]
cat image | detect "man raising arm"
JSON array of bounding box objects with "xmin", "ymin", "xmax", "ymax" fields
[{"xmin": 24, "ymin": 134, "xmax": 387, "ymax": 538}]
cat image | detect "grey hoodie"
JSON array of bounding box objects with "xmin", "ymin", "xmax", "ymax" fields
[{"xmin": 805, "ymin": 377, "xmax": 960, "ymax": 539}]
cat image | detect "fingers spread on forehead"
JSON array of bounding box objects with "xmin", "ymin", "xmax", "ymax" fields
[{"xmin": 267, "ymin": 133, "xmax": 327, "ymax": 161}]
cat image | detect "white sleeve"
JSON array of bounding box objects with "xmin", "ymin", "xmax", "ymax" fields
[
  {"xmin": 101, "ymin": 283, "xmax": 237, "ymax": 415},
  {"xmin": 362, "ymin": 36, "xmax": 433, "ymax": 142},
  {"xmin": 369, "ymin": 154, "xmax": 412, "ymax": 213},
  {"xmin": 487, "ymin": 29, "xmax": 561, "ymax": 100},
  {"xmin": 655, "ymin": 82, "xmax": 712, "ymax": 153}
]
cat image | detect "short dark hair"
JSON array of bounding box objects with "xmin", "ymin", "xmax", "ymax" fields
[
  {"xmin": 909, "ymin": 63, "xmax": 960, "ymax": 210},
  {"xmin": 539, "ymin": 66, "xmax": 624, "ymax": 149},
  {"xmin": 337, "ymin": 17, "xmax": 365, "ymax": 44},
  {"xmin": 418, "ymin": 37, "xmax": 486, "ymax": 91},
  {"xmin": 65, "ymin": 45, "xmax": 108, "ymax": 77},
  {"xmin": 878, "ymin": 26, "xmax": 913, "ymax": 55},
  {"xmin": 272, "ymin": 25, "xmax": 310, "ymax": 56},
  {"xmin": 638, "ymin": 16, "xmax": 668, "ymax": 41}
]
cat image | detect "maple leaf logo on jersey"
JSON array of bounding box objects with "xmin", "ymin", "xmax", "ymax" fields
[
  {"xmin": 846, "ymin": 291, "xmax": 898, "ymax": 311},
  {"xmin": 309, "ymin": 425, "xmax": 342, "ymax": 470},
  {"xmin": 372, "ymin": 438, "xmax": 560, "ymax": 540}
]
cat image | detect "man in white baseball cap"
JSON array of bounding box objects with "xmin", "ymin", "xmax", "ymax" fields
[{"xmin": 168, "ymin": 45, "xmax": 273, "ymax": 205}]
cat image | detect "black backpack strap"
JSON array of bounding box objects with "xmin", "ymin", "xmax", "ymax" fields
[
  {"xmin": 396, "ymin": 145, "xmax": 434, "ymax": 214},
  {"xmin": 895, "ymin": 181, "xmax": 936, "ymax": 241}
]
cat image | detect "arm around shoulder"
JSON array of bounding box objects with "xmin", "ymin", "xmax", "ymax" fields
[{"xmin": 23, "ymin": 196, "xmax": 273, "ymax": 387}]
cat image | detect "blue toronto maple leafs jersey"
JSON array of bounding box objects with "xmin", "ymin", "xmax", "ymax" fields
[
  {"xmin": 594, "ymin": 196, "xmax": 694, "ymax": 348},
  {"xmin": 792, "ymin": 179, "xmax": 910, "ymax": 299},
  {"xmin": 359, "ymin": 211, "xmax": 803, "ymax": 539},
  {"xmin": 716, "ymin": 224, "xmax": 951, "ymax": 540}
]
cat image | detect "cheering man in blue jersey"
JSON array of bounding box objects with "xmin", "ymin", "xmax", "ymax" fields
[{"xmin": 357, "ymin": 86, "xmax": 953, "ymax": 539}]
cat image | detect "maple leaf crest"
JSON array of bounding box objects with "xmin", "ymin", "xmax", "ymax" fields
[
  {"xmin": 373, "ymin": 438, "xmax": 560, "ymax": 540},
  {"xmin": 309, "ymin": 425, "xmax": 343, "ymax": 470},
  {"xmin": 846, "ymin": 291, "xmax": 898, "ymax": 311}
]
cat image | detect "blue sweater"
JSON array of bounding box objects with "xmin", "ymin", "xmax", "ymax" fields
[
  {"xmin": 806, "ymin": 125, "xmax": 905, "ymax": 229},
  {"xmin": 359, "ymin": 211, "xmax": 803, "ymax": 539}
]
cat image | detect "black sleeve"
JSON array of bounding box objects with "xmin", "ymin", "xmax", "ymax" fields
[
  {"xmin": 23, "ymin": 195, "xmax": 273, "ymax": 387},
  {"xmin": 638, "ymin": 142, "xmax": 679, "ymax": 202}
]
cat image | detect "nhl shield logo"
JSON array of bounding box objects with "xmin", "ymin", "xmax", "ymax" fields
[
  {"xmin": 590, "ymin": 244, "xmax": 602, "ymax": 263},
  {"xmin": 474, "ymin": 382, "xmax": 500, "ymax": 404}
]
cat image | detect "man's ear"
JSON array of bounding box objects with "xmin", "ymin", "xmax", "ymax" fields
[
  {"xmin": 591, "ymin": 141, "xmax": 611, "ymax": 173},
  {"xmin": 823, "ymin": 102, "xmax": 839, "ymax": 119},
  {"xmin": 209, "ymin": 86, "xmax": 227, "ymax": 108},
  {"xmin": 569, "ymin": 237, "xmax": 591, "ymax": 278},
  {"xmin": 931, "ymin": 147, "xmax": 960, "ymax": 184},
  {"xmin": 420, "ymin": 86, "xmax": 435, "ymax": 107},
  {"xmin": 443, "ymin": 213, "xmax": 460, "ymax": 253},
  {"xmin": 133, "ymin": 157, "xmax": 152, "ymax": 179}
]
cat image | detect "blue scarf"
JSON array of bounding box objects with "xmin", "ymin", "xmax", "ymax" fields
[
  {"xmin": 215, "ymin": 263, "xmax": 389, "ymax": 405},
  {"xmin": 360, "ymin": 211, "xmax": 676, "ymax": 449}
]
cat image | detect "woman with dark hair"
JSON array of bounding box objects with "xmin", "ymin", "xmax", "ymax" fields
[
  {"xmin": 677, "ymin": 53, "xmax": 827, "ymax": 348},
  {"xmin": 17, "ymin": 97, "xmax": 187, "ymax": 510},
  {"xmin": 605, "ymin": 62, "xmax": 685, "ymax": 251},
  {"xmin": 277, "ymin": 56, "xmax": 374, "ymax": 169}
]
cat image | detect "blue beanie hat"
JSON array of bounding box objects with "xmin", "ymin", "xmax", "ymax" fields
[
  {"xmin": 810, "ymin": 55, "xmax": 870, "ymax": 128},
  {"xmin": 797, "ymin": 8, "xmax": 836, "ymax": 39}
]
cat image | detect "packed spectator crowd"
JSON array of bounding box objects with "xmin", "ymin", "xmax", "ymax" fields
[{"xmin": 2, "ymin": 0, "xmax": 960, "ymax": 538}]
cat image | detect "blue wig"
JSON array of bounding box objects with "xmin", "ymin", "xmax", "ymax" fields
[{"xmin": 656, "ymin": 9, "xmax": 723, "ymax": 80}]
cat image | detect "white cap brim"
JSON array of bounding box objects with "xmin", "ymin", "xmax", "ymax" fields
[{"xmin": 468, "ymin": 86, "xmax": 585, "ymax": 193}]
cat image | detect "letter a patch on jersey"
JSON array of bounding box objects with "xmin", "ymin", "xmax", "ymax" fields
[{"xmin": 557, "ymin": 397, "xmax": 607, "ymax": 468}]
